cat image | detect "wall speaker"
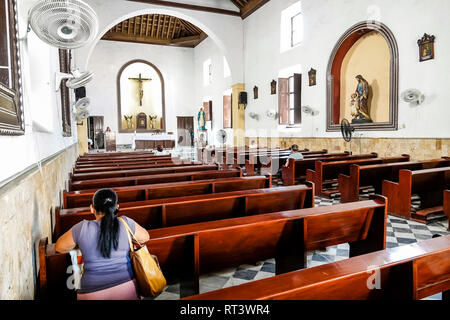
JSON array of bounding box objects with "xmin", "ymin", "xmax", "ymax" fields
[
  {"xmin": 75, "ymin": 86, "xmax": 86, "ymax": 101},
  {"xmin": 239, "ymin": 91, "xmax": 247, "ymax": 105}
]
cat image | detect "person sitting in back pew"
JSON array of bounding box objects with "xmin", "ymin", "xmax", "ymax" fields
[
  {"xmin": 283, "ymin": 144, "xmax": 304, "ymax": 168},
  {"xmin": 55, "ymin": 188, "xmax": 150, "ymax": 300}
]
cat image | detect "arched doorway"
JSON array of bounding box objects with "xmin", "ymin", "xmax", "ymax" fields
[{"xmin": 117, "ymin": 59, "xmax": 166, "ymax": 133}]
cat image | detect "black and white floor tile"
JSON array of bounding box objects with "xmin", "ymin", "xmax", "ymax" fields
[{"xmin": 154, "ymin": 191, "xmax": 449, "ymax": 300}]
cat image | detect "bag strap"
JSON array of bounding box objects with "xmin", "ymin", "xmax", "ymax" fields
[{"xmin": 119, "ymin": 217, "xmax": 142, "ymax": 252}]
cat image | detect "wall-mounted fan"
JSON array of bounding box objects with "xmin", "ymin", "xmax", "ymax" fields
[
  {"xmin": 341, "ymin": 118, "xmax": 355, "ymax": 155},
  {"xmin": 401, "ymin": 89, "xmax": 425, "ymax": 105},
  {"xmin": 73, "ymin": 97, "xmax": 90, "ymax": 111},
  {"xmin": 55, "ymin": 69, "xmax": 94, "ymax": 91},
  {"xmin": 266, "ymin": 109, "xmax": 279, "ymax": 120},
  {"xmin": 27, "ymin": 0, "xmax": 99, "ymax": 49},
  {"xmin": 74, "ymin": 109, "xmax": 90, "ymax": 121},
  {"xmin": 249, "ymin": 112, "xmax": 260, "ymax": 121},
  {"xmin": 216, "ymin": 129, "xmax": 228, "ymax": 145},
  {"xmin": 73, "ymin": 97, "xmax": 90, "ymax": 124},
  {"xmin": 302, "ymin": 106, "xmax": 319, "ymax": 116}
]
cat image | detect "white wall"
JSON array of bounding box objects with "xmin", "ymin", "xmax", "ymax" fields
[
  {"xmin": 193, "ymin": 37, "xmax": 234, "ymax": 144},
  {"xmin": 0, "ymin": 0, "xmax": 78, "ymax": 183},
  {"xmin": 75, "ymin": 0, "xmax": 244, "ymax": 84},
  {"xmin": 243, "ymin": 0, "xmax": 450, "ymax": 139},
  {"xmin": 87, "ymin": 40, "xmax": 196, "ymax": 145}
]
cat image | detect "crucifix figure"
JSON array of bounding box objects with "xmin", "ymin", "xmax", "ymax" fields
[{"xmin": 128, "ymin": 73, "xmax": 152, "ymax": 106}]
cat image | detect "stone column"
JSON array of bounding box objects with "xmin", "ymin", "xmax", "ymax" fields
[
  {"xmin": 77, "ymin": 119, "xmax": 89, "ymax": 155},
  {"xmin": 231, "ymin": 83, "xmax": 245, "ymax": 147}
]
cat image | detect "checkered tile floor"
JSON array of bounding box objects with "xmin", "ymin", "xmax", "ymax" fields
[{"xmin": 152, "ymin": 191, "xmax": 449, "ymax": 300}]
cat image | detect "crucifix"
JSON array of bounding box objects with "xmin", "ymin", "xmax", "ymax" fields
[{"xmin": 128, "ymin": 73, "xmax": 152, "ymax": 106}]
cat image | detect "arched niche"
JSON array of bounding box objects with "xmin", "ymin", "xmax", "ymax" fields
[
  {"xmin": 117, "ymin": 59, "xmax": 166, "ymax": 133},
  {"xmin": 326, "ymin": 21, "xmax": 399, "ymax": 131}
]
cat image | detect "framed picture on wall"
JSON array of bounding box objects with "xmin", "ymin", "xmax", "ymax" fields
[
  {"xmin": 418, "ymin": 33, "xmax": 435, "ymax": 62},
  {"xmin": 0, "ymin": 0, "xmax": 24, "ymax": 135}
]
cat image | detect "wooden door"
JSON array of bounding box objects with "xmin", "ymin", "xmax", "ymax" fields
[
  {"xmin": 177, "ymin": 116, "xmax": 194, "ymax": 147},
  {"xmin": 223, "ymin": 95, "xmax": 232, "ymax": 128},
  {"xmin": 88, "ymin": 116, "xmax": 104, "ymax": 149}
]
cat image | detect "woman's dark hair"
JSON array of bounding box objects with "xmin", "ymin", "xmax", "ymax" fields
[
  {"xmin": 291, "ymin": 144, "xmax": 299, "ymax": 152},
  {"xmin": 156, "ymin": 145, "xmax": 163, "ymax": 152},
  {"xmin": 93, "ymin": 188, "xmax": 120, "ymax": 258}
]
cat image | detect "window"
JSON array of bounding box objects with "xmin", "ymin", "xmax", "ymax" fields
[
  {"xmin": 203, "ymin": 59, "xmax": 212, "ymax": 86},
  {"xmin": 0, "ymin": 0, "xmax": 24, "ymax": 135},
  {"xmin": 280, "ymin": 1, "xmax": 303, "ymax": 53},
  {"xmin": 291, "ymin": 12, "xmax": 303, "ymax": 47},
  {"xmin": 278, "ymin": 73, "xmax": 302, "ymax": 126}
]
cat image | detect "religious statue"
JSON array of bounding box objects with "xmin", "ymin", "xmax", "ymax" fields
[
  {"xmin": 124, "ymin": 115, "xmax": 133, "ymax": 129},
  {"xmin": 351, "ymin": 75, "xmax": 373, "ymax": 124},
  {"xmin": 149, "ymin": 114, "xmax": 158, "ymax": 129},
  {"xmin": 128, "ymin": 73, "xmax": 152, "ymax": 106},
  {"xmin": 198, "ymin": 107, "xmax": 206, "ymax": 130}
]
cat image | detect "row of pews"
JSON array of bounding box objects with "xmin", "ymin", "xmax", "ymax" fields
[{"xmin": 38, "ymin": 148, "xmax": 450, "ymax": 300}]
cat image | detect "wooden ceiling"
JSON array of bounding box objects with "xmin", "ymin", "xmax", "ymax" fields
[
  {"xmin": 104, "ymin": 1, "xmax": 270, "ymax": 47},
  {"xmin": 127, "ymin": 0, "xmax": 270, "ymax": 19},
  {"xmin": 102, "ymin": 14, "xmax": 208, "ymax": 48}
]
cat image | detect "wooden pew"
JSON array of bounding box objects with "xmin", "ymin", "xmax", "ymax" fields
[
  {"xmin": 246, "ymin": 150, "xmax": 344, "ymax": 177},
  {"xmin": 382, "ymin": 166, "xmax": 450, "ymax": 223},
  {"xmin": 54, "ymin": 185, "xmax": 314, "ymax": 240},
  {"xmin": 444, "ymin": 190, "xmax": 450, "ymax": 231},
  {"xmin": 235, "ymin": 149, "xmax": 324, "ymax": 168},
  {"xmin": 280, "ymin": 153, "xmax": 370, "ymax": 184},
  {"xmin": 73, "ymin": 160, "xmax": 202, "ymax": 174},
  {"xmin": 306, "ymin": 155, "xmax": 410, "ymax": 197},
  {"xmin": 339, "ymin": 158, "xmax": 450, "ymax": 203},
  {"xmin": 68, "ymin": 168, "xmax": 243, "ymax": 191},
  {"xmin": 70, "ymin": 164, "xmax": 218, "ymax": 181},
  {"xmin": 75, "ymin": 155, "xmax": 173, "ymax": 166},
  {"xmin": 184, "ymin": 235, "xmax": 450, "ymax": 300},
  {"xmin": 78, "ymin": 151, "xmax": 155, "ymax": 160},
  {"xmin": 39, "ymin": 196, "xmax": 387, "ymax": 299},
  {"xmin": 77, "ymin": 153, "xmax": 170, "ymax": 161},
  {"xmin": 63, "ymin": 176, "xmax": 271, "ymax": 209},
  {"xmin": 74, "ymin": 159, "xmax": 184, "ymax": 171}
]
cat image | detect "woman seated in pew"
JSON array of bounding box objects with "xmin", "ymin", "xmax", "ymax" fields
[{"xmin": 55, "ymin": 188, "xmax": 150, "ymax": 300}]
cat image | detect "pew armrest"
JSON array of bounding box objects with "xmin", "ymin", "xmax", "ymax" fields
[
  {"xmin": 444, "ymin": 190, "xmax": 450, "ymax": 231},
  {"xmin": 282, "ymin": 159, "xmax": 295, "ymax": 186},
  {"xmin": 38, "ymin": 237, "xmax": 49, "ymax": 299},
  {"xmin": 305, "ymin": 169, "xmax": 315, "ymax": 183}
]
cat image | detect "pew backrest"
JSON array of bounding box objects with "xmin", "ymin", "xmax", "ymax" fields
[{"xmin": 183, "ymin": 235, "xmax": 450, "ymax": 300}]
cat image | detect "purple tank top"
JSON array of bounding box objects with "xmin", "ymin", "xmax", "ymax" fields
[{"xmin": 71, "ymin": 216, "xmax": 136, "ymax": 294}]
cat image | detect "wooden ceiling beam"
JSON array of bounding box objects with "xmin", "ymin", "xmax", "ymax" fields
[
  {"xmin": 239, "ymin": 0, "xmax": 269, "ymax": 19},
  {"xmin": 126, "ymin": 0, "xmax": 240, "ymax": 17},
  {"xmin": 102, "ymin": 31, "xmax": 205, "ymax": 48}
]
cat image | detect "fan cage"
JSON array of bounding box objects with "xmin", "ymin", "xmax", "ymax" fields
[{"xmin": 29, "ymin": 0, "xmax": 98, "ymax": 49}]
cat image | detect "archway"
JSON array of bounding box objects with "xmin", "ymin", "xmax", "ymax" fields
[
  {"xmin": 117, "ymin": 59, "xmax": 166, "ymax": 133},
  {"xmin": 326, "ymin": 21, "xmax": 399, "ymax": 131},
  {"xmin": 78, "ymin": 4, "xmax": 242, "ymax": 83}
]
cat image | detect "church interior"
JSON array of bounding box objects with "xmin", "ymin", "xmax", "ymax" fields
[{"xmin": 0, "ymin": 0, "xmax": 449, "ymax": 302}]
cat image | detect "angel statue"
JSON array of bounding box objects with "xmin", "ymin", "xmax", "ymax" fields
[
  {"xmin": 148, "ymin": 115, "xmax": 158, "ymax": 129},
  {"xmin": 351, "ymin": 75, "xmax": 373, "ymax": 124},
  {"xmin": 198, "ymin": 107, "xmax": 206, "ymax": 130},
  {"xmin": 124, "ymin": 115, "xmax": 133, "ymax": 129}
]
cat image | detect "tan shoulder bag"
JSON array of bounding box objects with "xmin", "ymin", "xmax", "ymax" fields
[{"xmin": 119, "ymin": 217, "xmax": 166, "ymax": 297}]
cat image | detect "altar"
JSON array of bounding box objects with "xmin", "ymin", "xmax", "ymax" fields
[{"xmin": 132, "ymin": 133, "xmax": 176, "ymax": 150}]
